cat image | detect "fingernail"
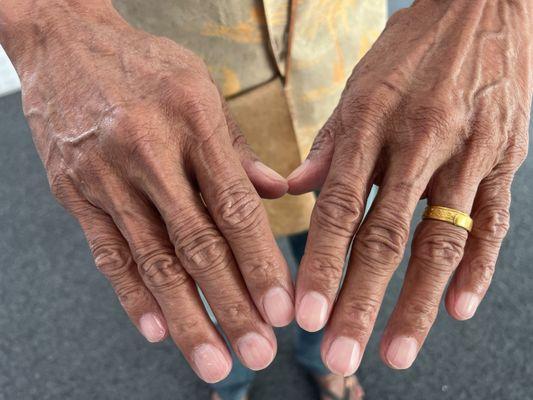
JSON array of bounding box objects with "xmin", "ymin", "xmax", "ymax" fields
[
  {"xmin": 455, "ymin": 291, "xmax": 480, "ymax": 320},
  {"xmin": 325, "ymin": 337, "xmax": 361, "ymax": 376},
  {"xmin": 296, "ymin": 291, "xmax": 329, "ymax": 332},
  {"xmin": 236, "ymin": 332, "xmax": 275, "ymax": 370},
  {"xmin": 263, "ymin": 287, "xmax": 294, "ymax": 327},
  {"xmin": 254, "ymin": 161, "xmax": 286, "ymax": 183},
  {"xmin": 139, "ymin": 313, "xmax": 166, "ymax": 343},
  {"xmin": 192, "ymin": 344, "xmax": 231, "ymax": 383},
  {"xmin": 386, "ymin": 336, "xmax": 418, "ymax": 369},
  {"xmin": 287, "ymin": 159, "xmax": 310, "ymax": 181}
]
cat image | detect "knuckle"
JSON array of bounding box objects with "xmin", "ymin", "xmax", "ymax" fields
[
  {"xmin": 115, "ymin": 284, "xmax": 152, "ymax": 312},
  {"xmin": 172, "ymin": 81, "xmax": 221, "ymax": 129},
  {"xmin": 216, "ymin": 299, "xmax": 254, "ymax": 327},
  {"xmin": 137, "ymin": 250, "xmax": 189, "ymax": 291},
  {"xmin": 103, "ymin": 105, "xmax": 166, "ymax": 160},
  {"xmin": 464, "ymin": 255, "xmax": 496, "ymax": 289},
  {"xmin": 179, "ymin": 90, "xmax": 211, "ymax": 118},
  {"xmin": 49, "ymin": 173, "xmax": 77, "ymax": 206},
  {"xmin": 215, "ymin": 181, "xmax": 263, "ymax": 234},
  {"xmin": 310, "ymin": 120, "xmax": 336, "ymax": 155},
  {"xmin": 342, "ymin": 296, "xmax": 380, "ymax": 334},
  {"xmin": 243, "ymin": 255, "xmax": 280, "ymax": 288},
  {"xmin": 355, "ymin": 212, "xmax": 410, "ymax": 269},
  {"xmin": 302, "ymin": 252, "xmax": 345, "ymax": 291},
  {"xmin": 400, "ymin": 298, "xmax": 438, "ymax": 334},
  {"xmin": 405, "ymin": 99, "xmax": 458, "ymax": 143},
  {"xmin": 92, "ymin": 241, "xmax": 134, "ymax": 280},
  {"xmin": 174, "ymin": 225, "xmax": 232, "ymax": 279},
  {"xmin": 339, "ymin": 95, "xmax": 387, "ymax": 133},
  {"xmin": 473, "ymin": 204, "xmax": 510, "ymax": 242},
  {"xmin": 231, "ymin": 130, "xmax": 251, "ymax": 154},
  {"xmin": 507, "ymin": 136, "xmax": 529, "ymax": 166},
  {"xmin": 413, "ymin": 227, "xmax": 466, "ymax": 275},
  {"xmin": 166, "ymin": 311, "xmax": 203, "ymax": 336},
  {"xmin": 106, "ymin": 104, "xmax": 145, "ymax": 141},
  {"xmin": 313, "ymin": 182, "xmax": 365, "ymax": 237}
]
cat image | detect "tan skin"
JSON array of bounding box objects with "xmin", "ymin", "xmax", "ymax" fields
[
  {"xmin": 1, "ymin": 0, "xmax": 531, "ymax": 391},
  {"xmin": 289, "ymin": 0, "xmax": 532, "ymax": 375},
  {"xmin": 1, "ymin": 0, "xmax": 295, "ymax": 384}
]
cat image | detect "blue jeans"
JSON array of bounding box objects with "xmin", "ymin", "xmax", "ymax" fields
[{"xmin": 210, "ymin": 186, "xmax": 378, "ymax": 399}]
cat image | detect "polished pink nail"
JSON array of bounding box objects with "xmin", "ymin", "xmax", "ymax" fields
[
  {"xmin": 325, "ymin": 337, "xmax": 361, "ymax": 376},
  {"xmin": 386, "ymin": 336, "xmax": 418, "ymax": 369},
  {"xmin": 455, "ymin": 291, "xmax": 480, "ymax": 319},
  {"xmin": 192, "ymin": 344, "xmax": 231, "ymax": 383},
  {"xmin": 139, "ymin": 313, "xmax": 166, "ymax": 343},
  {"xmin": 236, "ymin": 332, "xmax": 275, "ymax": 370},
  {"xmin": 297, "ymin": 291, "xmax": 328, "ymax": 332},
  {"xmin": 263, "ymin": 287, "xmax": 294, "ymax": 327}
]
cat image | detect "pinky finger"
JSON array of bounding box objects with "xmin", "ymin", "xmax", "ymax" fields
[
  {"xmin": 445, "ymin": 168, "xmax": 513, "ymax": 321},
  {"xmin": 68, "ymin": 195, "xmax": 168, "ymax": 342}
]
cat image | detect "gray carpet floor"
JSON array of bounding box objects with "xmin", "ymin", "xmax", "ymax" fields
[{"xmin": 1, "ymin": 91, "xmax": 533, "ymax": 399}]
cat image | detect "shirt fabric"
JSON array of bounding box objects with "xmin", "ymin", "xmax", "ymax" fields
[{"xmin": 112, "ymin": 0, "xmax": 387, "ymax": 236}]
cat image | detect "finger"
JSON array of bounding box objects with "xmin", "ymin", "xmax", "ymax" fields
[
  {"xmin": 94, "ymin": 182, "xmax": 237, "ymax": 382},
  {"xmin": 445, "ymin": 166, "xmax": 513, "ymax": 320},
  {"xmin": 379, "ymin": 165, "xmax": 481, "ymax": 370},
  {"xmin": 222, "ymin": 98, "xmax": 288, "ymax": 199},
  {"xmin": 294, "ymin": 131, "xmax": 380, "ymax": 333},
  {"xmin": 287, "ymin": 111, "xmax": 338, "ymax": 195},
  {"xmin": 321, "ymin": 156, "xmax": 435, "ymax": 376},
  {"xmin": 55, "ymin": 179, "xmax": 168, "ymax": 344},
  {"xmin": 130, "ymin": 165, "xmax": 278, "ymax": 369},
  {"xmin": 189, "ymin": 114, "xmax": 295, "ymax": 328}
]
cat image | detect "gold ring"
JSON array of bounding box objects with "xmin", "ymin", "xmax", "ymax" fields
[{"xmin": 423, "ymin": 205, "xmax": 473, "ymax": 232}]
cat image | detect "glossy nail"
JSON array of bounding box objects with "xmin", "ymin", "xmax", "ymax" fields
[
  {"xmin": 263, "ymin": 287, "xmax": 294, "ymax": 327},
  {"xmin": 386, "ymin": 336, "xmax": 418, "ymax": 369},
  {"xmin": 455, "ymin": 291, "xmax": 480, "ymax": 319},
  {"xmin": 192, "ymin": 344, "xmax": 231, "ymax": 383},
  {"xmin": 325, "ymin": 337, "xmax": 361, "ymax": 376},
  {"xmin": 139, "ymin": 313, "xmax": 166, "ymax": 343},
  {"xmin": 297, "ymin": 291, "xmax": 329, "ymax": 332},
  {"xmin": 237, "ymin": 332, "xmax": 275, "ymax": 370}
]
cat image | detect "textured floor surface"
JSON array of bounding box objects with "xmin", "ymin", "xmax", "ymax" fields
[
  {"xmin": 1, "ymin": 2, "xmax": 533, "ymax": 394},
  {"xmin": 2, "ymin": 91, "xmax": 533, "ymax": 400}
]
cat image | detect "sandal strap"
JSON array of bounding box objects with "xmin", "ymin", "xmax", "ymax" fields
[{"xmin": 318, "ymin": 377, "xmax": 352, "ymax": 400}]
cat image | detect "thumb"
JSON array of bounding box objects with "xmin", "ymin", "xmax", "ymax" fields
[
  {"xmin": 222, "ymin": 99, "xmax": 288, "ymax": 199},
  {"xmin": 287, "ymin": 114, "xmax": 337, "ymax": 195}
]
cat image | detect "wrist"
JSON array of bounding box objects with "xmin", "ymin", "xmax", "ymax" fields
[{"xmin": 0, "ymin": 0, "xmax": 128, "ymax": 69}]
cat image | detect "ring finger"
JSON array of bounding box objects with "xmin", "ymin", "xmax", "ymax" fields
[{"xmin": 379, "ymin": 162, "xmax": 482, "ymax": 369}]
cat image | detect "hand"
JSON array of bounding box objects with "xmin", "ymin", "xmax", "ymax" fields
[
  {"xmin": 2, "ymin": 0, "xmax": 294, "ymax": 382},
  {"xmin": 288, "ymin": 0, "xmax": 532, "ymax": 375}
]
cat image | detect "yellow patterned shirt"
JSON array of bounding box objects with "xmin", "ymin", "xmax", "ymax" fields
[{"xmin": 113, "ymin": 0, "xmax": 387, "ymax": 235}]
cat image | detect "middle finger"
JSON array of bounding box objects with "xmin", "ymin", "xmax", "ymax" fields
[
  {"xmin": 131, "ymin": 163, "xmax": 277, "ymax": 371},
  {"xmin": 321, "ymin": 156, "xmax": 434, "ymax": 376}
]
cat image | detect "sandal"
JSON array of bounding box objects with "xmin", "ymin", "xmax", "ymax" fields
[{"xmin": 316, "ymin": 375, "xmax": 364, "ymax": 400}]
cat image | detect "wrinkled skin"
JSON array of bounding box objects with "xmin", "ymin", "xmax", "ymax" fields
[
  {"xmin": 289, "ymin": 0, "xmax": 532, "ymax": 375},
  {"xmin": 1, "ymin": 1, "xmax": 295, "ymax": 383},
  {"xmin": 1, "ymin": 0, "xmax": 532, "ymax": 385}
]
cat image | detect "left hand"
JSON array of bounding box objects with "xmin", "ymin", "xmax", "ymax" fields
[{"xmin": 288, "ymin": 0, "xmax": 532, "ymax": 375}]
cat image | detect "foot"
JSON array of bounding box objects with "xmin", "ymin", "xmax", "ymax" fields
[{"xmin": 314, "ymin": 374, "xmax": 364, "ymax": 400}]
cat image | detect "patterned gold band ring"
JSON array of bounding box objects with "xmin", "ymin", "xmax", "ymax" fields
[{"xmin": 422, "ymin": 205, "xmax": 473, "ymax": 232}]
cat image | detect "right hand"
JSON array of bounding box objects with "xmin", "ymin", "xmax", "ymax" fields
[{"xmin": 4, "ymin": 1, "xmax": 294, "ymax": 383}]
